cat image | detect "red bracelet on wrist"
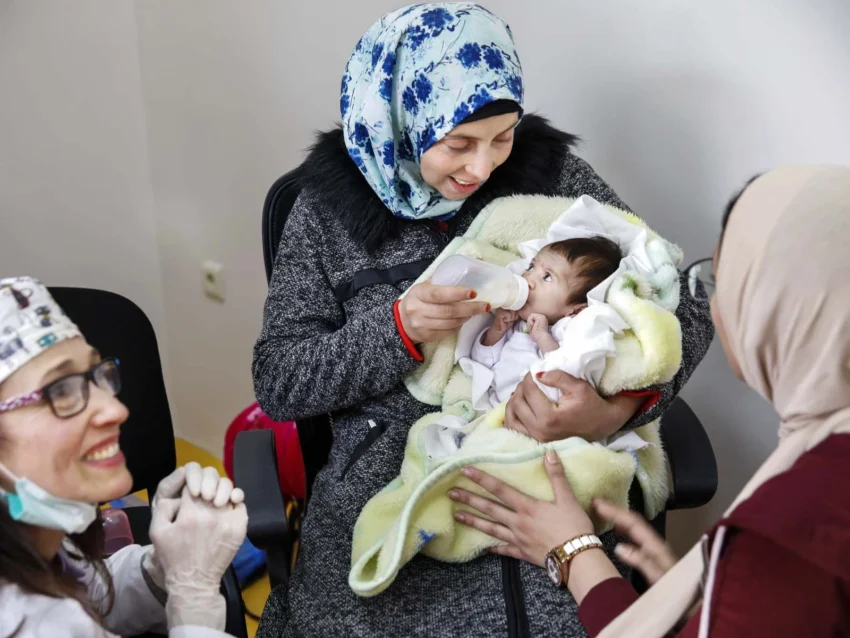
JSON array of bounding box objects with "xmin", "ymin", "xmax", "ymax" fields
[
  {"xmin": 618, "ymin": 389, "xmax": 662, "ymax": 416},
  {"xmin": 393, "ymin": 299, "xmax": 424, "ymax": 362}
]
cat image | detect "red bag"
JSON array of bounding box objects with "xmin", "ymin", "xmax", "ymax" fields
[{"xmin": 223, "ymin": 403, "xmax": 307, "ymax": 500}]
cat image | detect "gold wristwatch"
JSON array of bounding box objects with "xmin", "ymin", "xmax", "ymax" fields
[{"xmin": 545, "ymin": 534, "xmax": 603, "ymax": 587}]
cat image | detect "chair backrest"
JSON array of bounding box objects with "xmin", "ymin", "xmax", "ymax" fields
[
  {"xmin": 49, "ymin": 287, "xmax": 176, "ymax": 499},
  {"xmin": 262, "ymin": 164, "xmax": 309, "ymax": 281},
  {"xmin": 263, "ymin": 166, "xmax": 333, "ymax": 502}
]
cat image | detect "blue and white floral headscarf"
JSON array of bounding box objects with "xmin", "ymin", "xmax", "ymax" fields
[{"xmin": 341, "ymin": 3, "xmax": 524, "ymax": 221}]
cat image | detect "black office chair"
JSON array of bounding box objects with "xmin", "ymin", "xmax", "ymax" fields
[
  {"xmin": 50, "ymin": 287, "xmax": 248, "ymax": 638},
  {"xmin": 234, "ymin": 168, "xmax": 719, "ymax": 592}
]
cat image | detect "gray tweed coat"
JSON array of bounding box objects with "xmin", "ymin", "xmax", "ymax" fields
[{"xmin": 253, "ymin": 115, "xmax": 713, "ymax": 638}]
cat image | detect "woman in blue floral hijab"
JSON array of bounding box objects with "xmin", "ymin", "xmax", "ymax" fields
[
  {"xmin": 253, "ymin": 4, "xmax": 713, "ymax": 637},
  {"xmin": 341, "ymin": 3, "xmax": 524, "ymax": 220}
]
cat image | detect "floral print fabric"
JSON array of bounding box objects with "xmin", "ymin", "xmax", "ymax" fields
[{"xmin": 341, "ymin": 3, "xmax": 524, "ymax": 221}]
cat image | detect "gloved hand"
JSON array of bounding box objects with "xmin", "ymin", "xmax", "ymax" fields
[
  {"xmin": 183, "ymin": 461, "xmax": 245, "ymax": 507},
  {"xmin": 143, "ymin": 464, "xmax": 245, "ymax": 596},
  {"xmin": 149, "ymin": 485, "xmax": 248, "ymax": 630}
]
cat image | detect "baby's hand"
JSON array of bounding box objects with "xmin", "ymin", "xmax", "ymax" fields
[
  {"xmin": 482, "ymin": 308, "xmax": 519, "ymax": 346},
  {"xmin": 493, "ymin": 308, "xmax": 519, "ymax": 333},
  {"xmin": 527, "ymin": 313, "xmax": 549, "ymax": 341}
]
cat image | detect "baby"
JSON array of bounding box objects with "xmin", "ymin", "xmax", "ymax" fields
[{"xmin": 470, "ymin": 236, "xmax": 622, "ymax": 406}]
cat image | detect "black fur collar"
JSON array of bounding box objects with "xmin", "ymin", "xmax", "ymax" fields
[{"xmin": 301, "ymin": 114, "xmax": 579, "ymax": 252}]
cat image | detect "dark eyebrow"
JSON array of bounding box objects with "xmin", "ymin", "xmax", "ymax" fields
[
  {"xmin": 445, "ymin": 122, "xmax": 518, "ymax": 142},
  {"xmin": 535, "ymin": 254, "xmax": 561, "ymax": 279},
  {"xmin": 38, "ymin": 359, "xmax": 77, "ymax": 386},
  {"xmin": 495, "ymin": 122, "xmax": 519, "ymax": 136},
  {"xmin": 37, "ymin": 347, "xmax": 100, "ymax": 386}
]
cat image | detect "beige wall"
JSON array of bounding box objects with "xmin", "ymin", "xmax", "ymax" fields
[{"xmin": 0, "ymin": 0, "xmax": 166, "ymax": 347}]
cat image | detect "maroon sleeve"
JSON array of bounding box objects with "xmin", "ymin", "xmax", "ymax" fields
[
  {"xmin": 581, "ymin": 435, "xmax": 850, "ymax": 637},
  {"xmin": 578, "ymin": 577, "xmax": 640, "ymax": 637},
  {"xmin": 578, "ymin": 532, "xmax": 849, "ymax": 638},
  {"xmin": 675, "ymin": 530, "xmax": 849, "ymax": 637}
]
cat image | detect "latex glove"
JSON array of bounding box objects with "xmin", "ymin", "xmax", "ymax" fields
[
  {"xmin": 152, "ymin": 466, "xmax": 188, "ymax": 509},
  {"xmin": 142, "ymin": 466, "xmax": 187, "ymax": 592},
  {"xmin": 143, "ymin": 464, "xmax": 244, "ymax": 594},
  {"xmin": 149, "ymin": 486, "xmax": 248, "ymax": 630},
  {"xmin": 184, "ymin": 461, "xmax": 245, "ymax": 507}
]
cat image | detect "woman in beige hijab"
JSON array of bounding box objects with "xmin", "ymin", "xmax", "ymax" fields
[{"xmin": 449, "ymin": 165, "xmax": 850, "ymax": 636}]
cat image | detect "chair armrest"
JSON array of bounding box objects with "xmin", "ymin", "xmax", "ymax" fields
[
  {"xmin": 221, "ymin": 565, "xmax": 248, "ymax": 638},
  {"xmin": 233, "ymin": 430, "xmax": 292, "ymax": 589},
  {"xmin": 660, "ymin": 398, "xmax": 718, "ymax": 510}
]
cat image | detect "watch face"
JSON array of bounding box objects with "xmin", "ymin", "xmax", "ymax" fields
[{"xmin": 545, "ymin": 555, "xmax": 562, "ymax": 586}]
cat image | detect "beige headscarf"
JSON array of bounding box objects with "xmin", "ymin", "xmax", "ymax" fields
[{"xmin": 597, "ymin": 165, "xmax": 850, "ymax": 638}]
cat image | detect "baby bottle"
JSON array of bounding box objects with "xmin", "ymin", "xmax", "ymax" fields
[{"xmin": 431, "ymin": 255, "xmax": 528, "ymax": 311}]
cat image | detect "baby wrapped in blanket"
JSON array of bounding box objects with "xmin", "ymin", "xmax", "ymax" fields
[
  {"xmin": 424, "ymin": 236, "xmax": 628, "ymax": 458},
  {"xmin": 476, "ymin": 237, "xmax": 622, "ymax": 403},
  {"xmin": 349, "ymin": 195, "xmax": 684, "ymax": 597}
]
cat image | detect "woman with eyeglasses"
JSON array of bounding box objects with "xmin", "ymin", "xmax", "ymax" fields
[
  {"xmin": 450, "ymin": 166, "xmax": 850, "ymax": 636},
  {"xmin": 0, "ymin": 277, "xmax": 247, "ymax": 637}
]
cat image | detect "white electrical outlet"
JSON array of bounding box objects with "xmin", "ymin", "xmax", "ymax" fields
[{"xmin": 202, "ymin": 261, "xmax": 226, "ymax": 302}]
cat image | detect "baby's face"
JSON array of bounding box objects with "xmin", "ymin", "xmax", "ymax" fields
[{"xmin": 518, "ymin": 249, "xmax": 585, "ymax": 323}]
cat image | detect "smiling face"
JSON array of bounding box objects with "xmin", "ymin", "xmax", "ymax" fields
[
  {"xmin": 519, "ymin": 249, "xmax": 587, "ymax": 324},
  {"xmin": 419, "ymin": 112, "xmax": 519, "ymax": 200},
  {"xmin": 0, "ymin": 338, "xmax": 132, "ymax": 504}
]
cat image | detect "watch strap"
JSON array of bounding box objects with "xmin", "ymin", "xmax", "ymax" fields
[
  {"xmin": 549, "ymin": 534, "xmax": 604, "ymax": 587},
  {"xmin": 562, "ymin": 534, "xmax": 602, "ymax": 557}
]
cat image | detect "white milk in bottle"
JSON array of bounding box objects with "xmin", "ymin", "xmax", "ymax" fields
[{"xmin": 431, "ymin": 255, "xmax": 528, "ymax": 310}]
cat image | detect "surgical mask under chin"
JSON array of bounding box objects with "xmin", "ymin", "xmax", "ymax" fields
[{"xmin": 0, "ymin": 464, "xmax": 97, "ymax": 534}]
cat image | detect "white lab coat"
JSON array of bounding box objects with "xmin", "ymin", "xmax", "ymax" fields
[{"xmin": 0, "ymin": 543, "xmax": 232, "ymax": 638}]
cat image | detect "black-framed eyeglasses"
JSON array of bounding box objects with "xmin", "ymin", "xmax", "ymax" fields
[
  {"xmin": 0, "ymin": 358, "xmax": 121, "ymax": 419},
  {"xmin": 684, "ymin": 258, "xmax": 715, "ymax": 301}
]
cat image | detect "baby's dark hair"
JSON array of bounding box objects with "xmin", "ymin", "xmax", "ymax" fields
[{"xmin": 541, "ymin": 236, "xmax": 622, "ymax": 305}]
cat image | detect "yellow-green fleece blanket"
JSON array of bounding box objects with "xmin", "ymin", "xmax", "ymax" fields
[{"xmin": 349, "ymin": 195, "xmax": 683, "ymax": 597}]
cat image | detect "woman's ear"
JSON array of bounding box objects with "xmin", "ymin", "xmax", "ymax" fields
[{"xmin": 568, "ymin": 303, "xmax": 587, "ymax": 317}]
